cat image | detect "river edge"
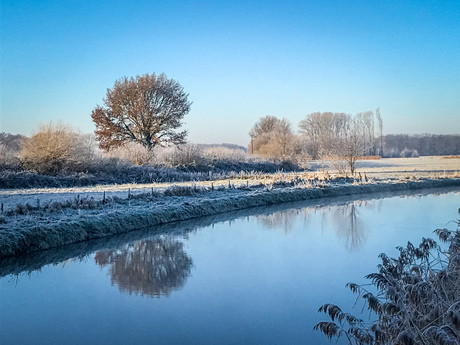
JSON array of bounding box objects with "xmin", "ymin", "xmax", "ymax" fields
[{"xmin": 1, "ymin": 178, "xmax": 460, "ymax": 258}]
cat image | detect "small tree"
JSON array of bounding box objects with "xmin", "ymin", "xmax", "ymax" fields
[
  {"xmin": 339, "ymin": 116, "xmax": 366, "ymax": 175},
  {"xmin": 91, "ymin": 73, "xmax": 191, "ymax": 151}
]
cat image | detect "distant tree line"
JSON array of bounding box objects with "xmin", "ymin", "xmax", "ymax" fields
[
  {"xmin": 249, "ymin": 110, "xmax": 379, "ymax": 173},
  {"xmin": 381, "ymin": 134, "xmax": 460, "ymax": 157},
  {"xmin": 248, "ymin": 111, "xmax": 460, "ymax": 173},
  {"xmin": 2, "ymin": 70, "xmax": 459, "ymax": 179}
]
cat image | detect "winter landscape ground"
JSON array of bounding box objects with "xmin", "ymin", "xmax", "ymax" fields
[{"xmin": 1, "ymin": 156, "xmax": 459, "ymax": 258}]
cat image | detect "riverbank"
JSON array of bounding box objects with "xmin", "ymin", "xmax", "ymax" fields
[{"xmin": 1, "ymin": 177, "xmax": 460, "ymax": 258}]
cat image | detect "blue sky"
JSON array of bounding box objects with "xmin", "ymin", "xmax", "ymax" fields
[{"xmin": 1, "ymin": 0, "xmax": 459, "ymax": 146}]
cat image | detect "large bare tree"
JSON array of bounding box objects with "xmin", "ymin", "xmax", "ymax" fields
[
  {"xmin": 299, "ymin": 112, "xmax": 348, "ymax": 159},
  {"xmin": 91, "ymin": 73, "xmax": 191, "ymax": 151}
]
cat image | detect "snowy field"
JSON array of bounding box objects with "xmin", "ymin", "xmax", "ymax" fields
[{"xmin": 1, "ymin": 156, "xmax": 459, "ymax": 211}]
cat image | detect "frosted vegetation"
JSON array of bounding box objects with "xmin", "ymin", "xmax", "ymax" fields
[
  {"xmin": 0, "ymin": 125, "xmax": 298, "ymax": 189},
  {"xmin": 1, "ymin": 175, "xmax": 460, "ymax": 258},
  {"xmin": 315, "ymin": 220, "xmax": 460, "ymax": 345}
]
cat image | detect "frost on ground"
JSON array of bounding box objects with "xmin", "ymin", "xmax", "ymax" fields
[{"xmin": 1, "ymin": 175, "xmax": 460, "ymax": 258}]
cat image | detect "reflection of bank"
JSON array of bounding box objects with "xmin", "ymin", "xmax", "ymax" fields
[{"xmin": 95, "ymin": 238, "xmax": 193, "ymax": 297}]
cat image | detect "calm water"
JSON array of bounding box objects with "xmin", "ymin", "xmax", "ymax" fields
[{"xmin": 1, "ymin": 187, "xmax": 460, "ymax": 345}]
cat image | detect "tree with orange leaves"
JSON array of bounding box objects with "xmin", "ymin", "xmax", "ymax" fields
[{"xmin": 91, "ymin": 73, "xmax": 191, "ymax": 151}]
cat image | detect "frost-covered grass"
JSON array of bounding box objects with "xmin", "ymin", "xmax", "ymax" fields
[
  {"xmin": 1, "ymin": 156, "xmax": 459, "ymax": 258},
  {"xmin": 1, "ymin": 176, "xmax": 460, "ymax": 258},
  {"xmin": 0, "ymin": 157, "xmax": 300, "ymax": 189}
]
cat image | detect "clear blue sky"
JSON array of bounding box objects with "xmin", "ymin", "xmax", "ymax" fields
[{"xmin": 1, "ymin": 0, "xmax": 459, "ymax": 146}]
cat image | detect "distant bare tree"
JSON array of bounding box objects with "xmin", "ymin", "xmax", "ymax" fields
[
  {"xmin": 0, "ymin": 133, "xmax": 27, "ymax": 152},
  {"xmin": 336, "ymin": 115, "xmax": 366, "ymax": 174},
  {"xmin": 356, "ymin": 111, "xmax": 374, "ymax": 155},
  {"xmin": 0, "ymin": 143, "xmax": 19, "ymax": 169},
  {"xmin": 299, "ymin": 112, "xmax": 348, "ymax": 159},
  {"xmin": 91, "ymin": 73, "xmax": 191, "ymax": 151},
  {"xmin": 300, "ymin": 111, "xmax": 374, "ymax": 173},
  {"xmin": 376, "ymin": 107, "xmax": 383, "ymax": 157},
  {"xmin": 273, "ymin": 118, "xmax": 295, "ymax": 158},
  {"xmin": 249, "ymin": 115, "xmax": 279, "ymax": 138},
  {"xmin": 249, "ymin": 116, "xmax": 297, "ymax": 161}
]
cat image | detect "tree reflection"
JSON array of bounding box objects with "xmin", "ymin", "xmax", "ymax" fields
[
  {"xmin": 332, "ymin": 202, "xmax": 368, "ymax": 251},
  {"xmin": 95, "ymin": 237, "xmax": 193, "ymax": 297},
  {"xmin": 256, "ymin": 209, "xmax": 300, "ymax": 234},
  {"xmin": 253, "ymin": 201, "xmax": 369, "ymax": 250}
]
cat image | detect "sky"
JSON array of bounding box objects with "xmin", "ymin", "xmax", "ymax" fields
[{"xmin": 1, "ymin": 0, "xmax": 459, "ymax": 146}]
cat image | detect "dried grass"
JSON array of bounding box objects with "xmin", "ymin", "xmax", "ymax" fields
[{"xmin": 357, "ymin": 156, "xmax": 381, "ymax": 160}]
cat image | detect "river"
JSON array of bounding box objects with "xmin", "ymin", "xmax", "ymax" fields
[{"xmin": 1, "ymin": 187, "xmax": 459, "ymax": 344}]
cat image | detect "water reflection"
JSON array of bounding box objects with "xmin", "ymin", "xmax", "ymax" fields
[
  {"xmin": 254, "ymin": 201, "xmax": 369, "ymax": 250},
  {"xmin": 332, "ymin": 202, "xmax": 368, "ymax": 251},
  {"xmin": 1, "ymin": 187, "xmax": 458, "ymax": 280},
  {"xmin": 256, "ymin": 210, "xmax": 299, "ymax": 234},
  {"xmin": 95, "ymin": 238, "xmax": 192, "ymax": 297}
]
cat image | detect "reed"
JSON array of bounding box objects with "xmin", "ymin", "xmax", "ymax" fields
[{"xmin": 315, "ymin": 218, "xmax": 460, "ymax": 344}]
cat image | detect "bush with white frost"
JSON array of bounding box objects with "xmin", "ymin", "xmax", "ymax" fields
[
  {"xmin": 315, "ymin": 219, "xmax": 460, "ymax": 345},
  {"xmin": 0, "ymin": 143, "xmax": 20, "ymax": 170}
]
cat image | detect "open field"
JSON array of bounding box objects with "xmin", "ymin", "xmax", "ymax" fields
[
  {"xmin": 353, "ymin": 156, "xmax": 460, "ymax": 179},
  {"xmin": 309, "ymin": 155, "xmax": 460, "ymax": 179},
  {"xmin": 1, "ymin": 156, "xmax": 460, "ymax": 212}
]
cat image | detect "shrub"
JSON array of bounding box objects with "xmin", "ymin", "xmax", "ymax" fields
[
  {"xmin": 103, "ymin": 142, "xmax": 152, "ymax": 166},
  {"xmin": 315, "ymin": 219, "xmax": 460, "ymax": 345},
  {"xmin": 19, "ymin": 123, "xmax": 100, "ymax": 174},
  {"xmin": 150, "ymin": 144, "xmax": 203, "ymax": 167},
  {"xmin": 0, "ymin": 143, "xmax": 20, "ymax": 170},
  {"xmin": 202, "ymin": 147, "xmax": 248, "ymax": 162}
]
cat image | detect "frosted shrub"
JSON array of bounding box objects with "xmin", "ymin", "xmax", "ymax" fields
[
  {"xmin": 203, "ymin": 147, "xmax": 248, "ymax": 162},
  {"xmin": 0, "ymin": 143, "xmax": 20, "ymax": 170},
  {"xmin": 104, "ymin": 142, "xmax": 151, "ymax": 166},
  {"xmin": 326, "ymin": 154, "xmax": 349, "ymax": 175},
  {"xmin": 315, "ymin": 219, "xmax": 460, "ymax": 345},
  {"xmin": 150, "ymin": 144, "xmax": 203, "ymax": 167},
  {"xmin": 400, "ymin": 147, "xmax": 414, "ymax": 158}
]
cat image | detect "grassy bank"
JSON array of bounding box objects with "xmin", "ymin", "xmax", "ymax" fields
[{"xmin": 1, "ymin": 178, "xmax": 460, "ymax": 258}]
